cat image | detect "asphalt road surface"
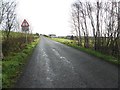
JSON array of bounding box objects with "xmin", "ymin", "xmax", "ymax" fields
[{"xmin": 15, "ymin": 36, "xmax": 118, "ymax": 88}]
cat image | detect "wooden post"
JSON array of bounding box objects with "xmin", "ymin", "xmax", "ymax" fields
[{"xmin": 25, "ymin": 31, "xmax": 27, "ymax": 43}]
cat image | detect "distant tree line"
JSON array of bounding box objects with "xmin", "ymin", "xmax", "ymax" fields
[{"xmin": 71, "ymin": 0, "xmax": 120, "ymax": 59}]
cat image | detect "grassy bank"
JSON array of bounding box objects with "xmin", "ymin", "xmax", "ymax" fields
[
  {"xmin": 2, "ymin": 38, "xmax": 39, "ymax": 88},
  {"xmin": 51, "ymin": 38, "xmax": 119, "ymax": 65}
]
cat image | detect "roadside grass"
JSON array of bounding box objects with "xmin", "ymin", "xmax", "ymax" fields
[
  {"xmin": 2, "ymin": 38, "xmax": 39, "ymax": 88},
  {"xmin": 51, "ymin": 38, "xmax": 119, "ymax": 65}
]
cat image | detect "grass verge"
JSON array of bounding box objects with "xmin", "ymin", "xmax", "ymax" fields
[
  {"xmin": 2, "ymin": 38, "xmax": 40, "ymax": 88},
  {"xmin": 51, "ymin": 38, "xmax": 119, "ymax": 65}
]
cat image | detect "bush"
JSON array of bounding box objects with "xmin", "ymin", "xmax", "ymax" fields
[
  {"xmin": 2, "ymin": 38, "xmax": 39, "ymax": 88},
  {"xmin": 2, "ymin": 32, "xmax": 35, "ymax": 57}
]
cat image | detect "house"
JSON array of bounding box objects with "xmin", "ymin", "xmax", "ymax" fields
[
  {"xmin": 66, "ymin": 35, "xmax": 74, "ymax": 40},
  {"xmin": 49, "ymin": 34, "xmax": 56, "ymax": 38}
]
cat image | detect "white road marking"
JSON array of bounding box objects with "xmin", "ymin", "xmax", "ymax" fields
[
  {"xmin": 40, "ymin": 48, "xmax": 48, "ymax": 57},
  {"xmin": 60, "ymin": 57, "xmax": 70, "ymax": 64},
  {"xmin": 45, "ymin": 58, "xmax": 55, "ymax": 82},
  {"xmin": 41, "ymin": 49, "xmax": 44, "ymax": 51},
  {"xmin": 52, "ymin": 48, "xmax": 75, "ymax": 72},
  {"xmin": 46, "ymin": 77, "xmax": 53, "ymax": 81},
  {"xmin": 43, "ymin": 52, "xmax": 48, "ymax": 57},
  {"xmin": 52, "ymin": 49, "xmax": 61, "ymax": 57},
  {"xmin": 40, "ymin": 48, "xmax": 55, "ymax": 84}
]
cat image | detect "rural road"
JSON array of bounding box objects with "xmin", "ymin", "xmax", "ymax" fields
[{"xmin": 15, "ymin": 36, "xmax": 118, "ymax": 88}]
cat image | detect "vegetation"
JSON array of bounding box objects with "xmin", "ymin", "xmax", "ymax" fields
[
  {"xmin": 0, "ymin": 0, "xmax": 40, "ymax": 88},
  {"xmin": 71, "ymin": 0, "xmax": 120, "ymax": 61},
  {"xmin": 2, "ymin": 37, "xmax": 39, "ymax": 88},
  {"xmin": 0, "ymin": 0, "xmax": 119, "ymax": 88},
  {"xmin": 0, "ymin": 0, "xmax": 18, "ymax": 40},
  {"xmin": 2, "ymin": 31, "xmax": 37, "ymax": 57},
  {"xmin": 52, "ymin": 38, "xmax": 119, "ymax": 65}
]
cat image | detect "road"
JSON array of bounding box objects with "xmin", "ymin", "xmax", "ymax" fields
[{"xmin": 15, "ymin": 36, "xmax": 118, "ymax": 88}]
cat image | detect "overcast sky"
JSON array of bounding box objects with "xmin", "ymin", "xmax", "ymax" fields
[
  {"xmin": 16, "ymin": 0, "xmax": 117, "ymax": 36},
  {"xmin": 16, "ymin": 0, "xmax": 77, "ymax": 36}
]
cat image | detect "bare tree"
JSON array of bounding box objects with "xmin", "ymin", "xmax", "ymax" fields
[
  {"xmin": 95, "ymin": 1, "xmax": 101, "ymax": 51},
  {"xmin": 72, "ymin": 1, "xmax": 90, "ymax": 47},
  {"xmin": 79, "ymin": 1, "xmax": 89, "ymax": 48},
  {"xmin": 2, "ymin": 1, "xmax": 17, "ymax": 39},
  {"xmin": 0, "ymin": 1, "xmax": 9, "ymax": 25},
  {"xmin": 72, "ymin": 2, "xmax": 82, "ymax": 46},
  {"xmin": 0, "ymin": 0, "xmax": 4, "ymax": 24},
  {"xmin": 86, "ymin": 2, "xmax": 97, "ymax": 49},
  {"xmin": 117, "ymin": 1, "xmax": 120, "ymax": 59},
  {"xmin": 71, "ymin": 10, "xmax": 79, "ymax": 40},
  {"xmin": 71, "ymin": 0, "xmax": 119, "ymax": 59}
]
